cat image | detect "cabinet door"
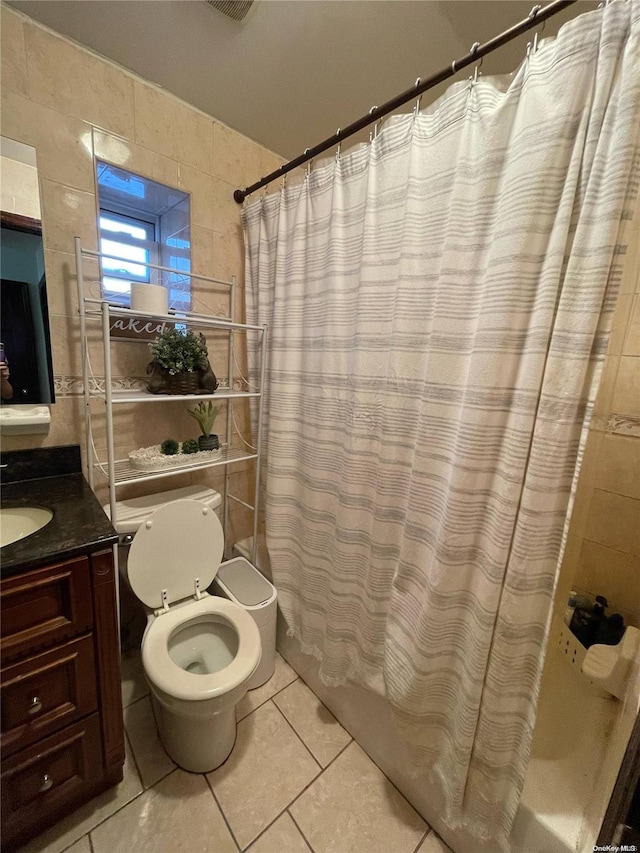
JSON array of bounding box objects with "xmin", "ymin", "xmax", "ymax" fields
[
  {"xmin": 1, "ymin": 557, "xmax": 93, "ymax": 663},
  {"xmin": 1, "ymin": 713, "xmax": 103, "ymax": 849},
  {"xmin": 1, "ymin": 635, "xmax": 98, "ymax": 757}
]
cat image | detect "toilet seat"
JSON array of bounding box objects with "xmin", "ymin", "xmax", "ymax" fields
[
  {"xmin": 128, "ymin": 499, "xmax": 225, "ymax": 610},
  {"xmin": 143, "ymin": 596, "xmax": 261, "ymax": 702}
]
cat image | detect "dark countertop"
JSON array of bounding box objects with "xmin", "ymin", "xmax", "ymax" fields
[{"xmin": 1, "ymin": 473, "xmax": 118, "ymax": 578}]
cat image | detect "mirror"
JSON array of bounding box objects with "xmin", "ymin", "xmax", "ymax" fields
[{"xmin": 0, "ymin": 137, "xmax": 55, "ymax": 407}]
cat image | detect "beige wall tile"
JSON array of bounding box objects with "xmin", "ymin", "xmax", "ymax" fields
[
  {"xmin": 190, "ymin": 225, "xmax": 216, "ymax": 278},
  {"xmin": 133, "ymin": 81, "xmax": 212, "ymax": 174},
  {"xmin": 1, "ymin": 6, "xmax": 29, "ymax": 97},
  {"xmin": 611, "ymin": 356, "xmax": 640, "ymax": 416},
  {"xmin": 624, "ymin": 295, "xmax": 640, "ymax": 356},
  {"xmin": 212, "ymin": 121, "xmax": 261, "ymax": 188},
  {"xmin": 24, "ymin": 24, "xmax": 134, "ymax": 137},
  {"xmin": 39, "ymin": 179, "xmax": 97, "ymax": 254},
  {"xmin": 608, "ymin": 294, "xmax": 633, "ymax": 356},
  {"xmin": 1, "ymin": 93, "xmax": 95, "ymax": 192},
  {"xmin": 176, "ymin": 164, "xmax": 218, "ymax": 231},
  {"xmin": 585, "ymin": 489, "xmax": 640, "ymax": 557},
  {"xmin": 573, "ymin": 539, "xmax": 640, "ymax": 623},
  {"xmin": 593, "ymin": 354, "xmax": 620, "ymax": 421},
  {"xmin": 44, "ymin": 250, "xmax": 102, "ymax": 317},
  {"xmin": 594, "ymin": 434, "xmax": 640, "ymax": 500},
  {"xmin": 213, "ymin": 229, "xmax": 244, "ymax": 283},
  {"xmin": 92, "ymin": 129, "xmax": 179, "ymax": 188}
]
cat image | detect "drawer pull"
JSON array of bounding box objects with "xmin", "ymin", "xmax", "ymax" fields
[
  {"xmin": 28, "ymin": 696, "xmax": 43, "ymax": 714},
  {"xmin": 39, "ymin": 773, "xmax": 54, "ymax": 793}
]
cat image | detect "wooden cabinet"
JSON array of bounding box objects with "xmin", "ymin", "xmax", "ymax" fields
[{"xmin": 0, "ymin": 550, "xmax": 125, "ymax": 850}]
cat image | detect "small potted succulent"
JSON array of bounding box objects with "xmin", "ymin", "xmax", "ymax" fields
[
  {"xmin": 148, "ymin": 328, "xmax": 208, "ymax": 395},
  {"xmin": 188, "ymin": 401, "xmax": 221, "ymax": 451}
]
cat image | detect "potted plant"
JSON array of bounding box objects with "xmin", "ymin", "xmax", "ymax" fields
[
  {"xmin": 148, "ymin": 328, "xmax": 208, "ymax": 395},
  {"xmin": 188, "ymin": 401, "xmax": 221, "ymax": 451}
]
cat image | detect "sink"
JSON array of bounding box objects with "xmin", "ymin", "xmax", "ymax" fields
[{"xmin": 0, "ymin": 506, "xmax": 54, "ymax": 547}]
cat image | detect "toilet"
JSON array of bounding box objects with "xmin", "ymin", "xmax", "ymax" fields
[{"xmin": 126, "ymin": 498, "xmax": 262, "ymax": 772}]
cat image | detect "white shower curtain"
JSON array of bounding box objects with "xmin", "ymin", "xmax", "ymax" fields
[{"xmin": 243, "ymin": 1, "xmax": 640, "ymax": 846}]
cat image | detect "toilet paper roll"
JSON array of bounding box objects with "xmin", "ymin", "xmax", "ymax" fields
[{"xmin": 130, "ymin": 283, "xmax": 168, "ymax": 315}]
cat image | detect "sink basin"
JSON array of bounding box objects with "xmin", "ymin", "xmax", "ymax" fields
[{"xmin": 0, "ymin": 506, "xmax": 53, "ymax": 547}]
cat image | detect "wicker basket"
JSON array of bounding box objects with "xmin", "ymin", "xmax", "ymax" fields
[{"xmin": 165, "ymin": 372, "xmax": 199, "ymax": 395}]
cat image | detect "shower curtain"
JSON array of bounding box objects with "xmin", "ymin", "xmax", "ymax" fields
[{"xmin": 243, "ymin": 1, "xmax": 640, "ymax": 846}]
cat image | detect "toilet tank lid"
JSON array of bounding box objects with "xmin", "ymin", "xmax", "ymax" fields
[
  {"xmin": 216, "ymin": 558, "xmax": 275, "ymax": 607},
  {"xmin": 104, "ymin": 485, "xmax": 222, "ymax": 534}
]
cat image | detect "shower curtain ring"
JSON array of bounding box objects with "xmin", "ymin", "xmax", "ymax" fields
[
  {"xmin": 528, "ymin": 4, "xmax": 541, "ymax": 18},
  {"xmin": 468, "ymin": 51, "xmax": 483, "ymax": 87},
  {"xmin": 280, "ymin": 165, "xmax": 287, "ymax": 190},
  {"xmin": 368, "ymin": 107, "xmax": 378, "ymax": 143},
  {"xmin": 413, "ymin": 78, "xmax": 423, "ymax": 116},
  {"xmin": 336, "ymin": 130, "xmax": 342, "ymax": 161}
]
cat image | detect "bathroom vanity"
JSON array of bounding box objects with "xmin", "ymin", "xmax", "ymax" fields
[{"xmin": 0, "ymin": 446, "xmax": 123, "ymax": 851}]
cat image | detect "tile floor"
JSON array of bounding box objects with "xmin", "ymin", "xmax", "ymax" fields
[{"xmin": 21, "ymin": 650, "xmax": 452, "ymax": 853}]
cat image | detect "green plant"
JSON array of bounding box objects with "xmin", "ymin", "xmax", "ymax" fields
[
  {"xmin": 187, "ymin": 401, "xmax": 221, "ymax": 437},
  {"xmin": 149, "ymin": 328, "xmax": 208, "ymax": 375},
  {"xmin": 160, "ymin": 438, "xmax": 179, "ymax": 455},
  {"xmin": 181, "ymin": 438, "xmax": 199, "ymax": 455}
]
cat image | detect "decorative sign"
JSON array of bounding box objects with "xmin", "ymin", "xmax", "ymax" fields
[{"xmin": 109, "ymin": 315, "xmax": 175, "ymax": 343}]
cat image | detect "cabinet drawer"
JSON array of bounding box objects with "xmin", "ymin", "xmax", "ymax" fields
[
  {"xmin": 1, "ymin": 557, "xmax": 93, "ymax": 663},
  {"xmin": 1, "ymin": 635, "xmax": 98, "ymax": 757},
  {"xmin": 1, "ymin": 713, "xmax": 103, "ymax": 846}
]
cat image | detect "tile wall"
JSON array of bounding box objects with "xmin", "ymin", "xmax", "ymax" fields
[
  {"xmin": 554, "ymin": 199, "xmax": 640, "ymax": 626},
  {"xmin": 0, "ymin": 2, "xmax": 283, "ymax": 541}
]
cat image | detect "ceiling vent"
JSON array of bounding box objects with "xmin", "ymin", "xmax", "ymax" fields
[{"xmin": 205, "ymin": 0, "xmax": 255, "ymax": 21}]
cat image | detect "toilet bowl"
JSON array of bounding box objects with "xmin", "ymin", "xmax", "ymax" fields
[{"xmin": 127, "ymin": 498, "xmax": 261, "ymax": 772}]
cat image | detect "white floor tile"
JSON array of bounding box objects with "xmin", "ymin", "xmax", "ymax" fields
[
  {"xmin": 290, "ymin": 741, "xmax": 426, "ymax": 853},
  {"xmin": 120, "ymin": 649, "xmax": 149, "ymax": 708},
  {"xmin": 124, "ymin": 695, "xmax": 176, "ymax": 788},
  {"xmin": 61, "ymin": 837, "xmax": 91, "ymax": 853},
  {"xmin": 273, "ymin": 679, "xmax": 351, "ymax": 767},
  {"xmin": 247, "ymin": 813, "xmax": 311, "ymax": 853},
  {"xmin": 91, "ymin": 770, "xmax": 236, "ymax": 853},
  {"xmin": 417, "ymin": 831, "xmax": 453, "ymax": 853},
  {"xmin": 208, "ymin": 700, "xmax": 320, "ymax": 849},
  {"xmin": 236, "ymin": 652, "xmax": 298, "ymax": 721}
]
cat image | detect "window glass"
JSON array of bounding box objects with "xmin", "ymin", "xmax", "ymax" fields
[{"xmin": 96, "ymin": 162, "xmax": 191, "ymax": 310}]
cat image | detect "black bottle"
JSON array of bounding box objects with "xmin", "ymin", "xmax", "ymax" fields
[
  {"xmin": 570, "ymin": 595, "xmax": 608, "ymax": 648},
  {"xmin": 593, "ymin": 613, "xmax": 626, "ymax": 646}
]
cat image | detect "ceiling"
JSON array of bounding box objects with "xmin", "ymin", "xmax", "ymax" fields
[{"xmin": 10, "ymin": 1, "xmax": 596, "ymax": 162}]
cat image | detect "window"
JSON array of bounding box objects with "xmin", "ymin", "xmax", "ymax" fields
[
  {"xmin": 96, "ymin": 162, "xmax": 191, "ymax": 311},
  {"xmin": 99, "ymin": 210, "xmax": 157, "ymax": 306}
]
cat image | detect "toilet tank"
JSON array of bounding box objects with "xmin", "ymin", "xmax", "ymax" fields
[{"xmin": 104, "ymin": 484, "xmax": 222, "ymax": 536}]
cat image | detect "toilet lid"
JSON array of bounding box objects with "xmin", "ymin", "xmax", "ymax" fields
[{"xmin": 128, "ymin": 499, "xmax": 224, "ymax": 609}]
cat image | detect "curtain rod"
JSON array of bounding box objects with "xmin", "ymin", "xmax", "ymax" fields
[{"xmin": 233, "ymin": 0, "xmax": 578, "ymax": 204}]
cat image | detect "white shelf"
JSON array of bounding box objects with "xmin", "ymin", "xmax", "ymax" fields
[
  {"xmin": 95, "ymin": 389, "xmax": 260, "ymax": 404},
  {"xmin": 83, "ymin": 301, "xmax": 264, "ymax": 333},
  {"xmin": 97, "ymin": 446, "xmax": 258, "ymax": 487},
  {"xmin": 76, "ymin": 237, "xmax": 267, "ymax": 568}
]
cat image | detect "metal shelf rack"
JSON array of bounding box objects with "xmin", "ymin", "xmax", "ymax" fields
[{"xmin": 74, "ymin": 236, "xmax": 267, "ymax": 565}]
